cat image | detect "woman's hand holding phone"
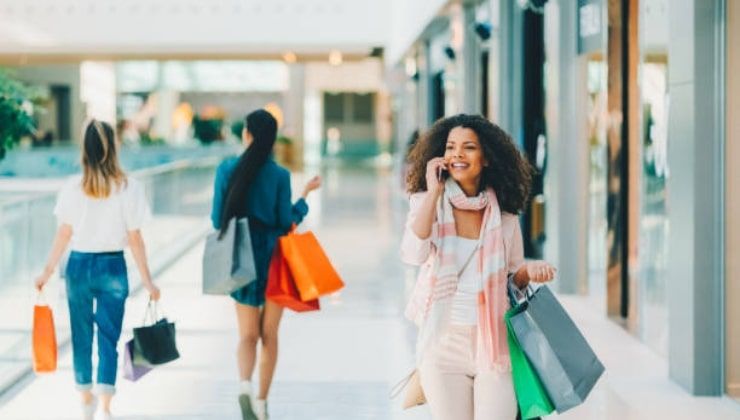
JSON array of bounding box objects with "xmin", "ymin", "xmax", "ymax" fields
[{"xmin": 425, "ymin": 158, "xmax": 447, "ymax": 196}]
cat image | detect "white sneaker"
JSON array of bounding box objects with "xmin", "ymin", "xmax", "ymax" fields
[
  {"xmin": 238, "ymin": 381, "xmax": 257, "ymax": 420},
  {"xmin": 98, "ymin": 412, "xmax": 113, "ymax": 420},
  {"xmin": 82, "ymin": 397, "xmax": 97, "ymax": 420},
  {"xmin": 251, "ymin": 397, "xmax": 268, "ymax": 420}
]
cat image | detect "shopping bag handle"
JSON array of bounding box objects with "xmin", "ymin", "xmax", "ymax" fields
[
  {"xmin": 141, "ymin": 299, "xmax": 162, "ymax": 325},
  {"xmin": 506, "ymin": 275, "xmax": 534, "ymax": 308},
  {"xmin": 389, "ymin": 370, "xmax": 415, "ymax": 399},
  {"xmin": 35, "ymin": 290, "xmax": 50, "ymax": 306}
]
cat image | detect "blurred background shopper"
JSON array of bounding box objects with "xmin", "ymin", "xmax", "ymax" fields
[{"xmin": 210, "ymin": 109, "xmax": 321, "ymax": 420}]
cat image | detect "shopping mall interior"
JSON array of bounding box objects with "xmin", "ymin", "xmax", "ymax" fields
[{"xmin": 0, "ymin": 0, "xmax": 739, "ymax": 419}]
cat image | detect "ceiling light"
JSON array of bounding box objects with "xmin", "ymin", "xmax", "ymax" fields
[
  {"xmin": 329, "ymin": 50, "xmax": 343, "ymax": 66},
  {"xmin": 404, "ymin": 57, "xmax": 417, "ymax": 77},
  {"xmin": 283, "ymin": 52, "xmax": 297, "ymax": 63}
]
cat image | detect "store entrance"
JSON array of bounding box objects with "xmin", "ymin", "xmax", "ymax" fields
[{"xmin": 520, "ymin": 7, "xmax": 546, "ymax": 259}]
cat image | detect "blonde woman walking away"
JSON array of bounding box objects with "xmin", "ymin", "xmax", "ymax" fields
[{"xmin": 35, "ymin": 120, "xmax": 160, "ymax": 420}]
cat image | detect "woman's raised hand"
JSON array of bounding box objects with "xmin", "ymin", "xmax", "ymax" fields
[
  {"xmin": 302, "ymin": 175, "xmax": 322, "ymax": 198},
  {"xmin": 425, "ymin": 157, "xmax": 447, "ymax": 195}
]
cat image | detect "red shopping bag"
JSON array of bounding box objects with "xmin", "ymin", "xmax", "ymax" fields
[
  {"xmin": 279, "ymin": 227, "xmax": 344, "ymax": 302},
  {"xmin": 266, "ymin": 246, "xmax": 320, "ymax": 312},
  {"xmin": 32, "ymin": 298, "xmax": 57, "ymax": 373}
]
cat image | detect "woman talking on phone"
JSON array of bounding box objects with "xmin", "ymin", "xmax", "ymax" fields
[{"xmin": 401, "ymin": 114, "xmax": 556, "ymax": 419}]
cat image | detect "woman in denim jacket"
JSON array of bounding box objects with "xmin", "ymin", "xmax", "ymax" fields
[
  {"xmin": 36, "ymin": 120, "xmax": 160, "ymax": 420},
  {"xmin": 210, "ymin": 109, "xmax": 321, "ymax": 420}
]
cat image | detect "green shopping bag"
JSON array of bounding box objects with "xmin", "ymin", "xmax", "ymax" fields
[{"xmin": 506, "ymin": 305, "xmax": 555, "ymax": 419}]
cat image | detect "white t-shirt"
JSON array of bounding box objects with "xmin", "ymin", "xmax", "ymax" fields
[
  {"xmin": 450, "ymin": 237, "xmax": 480, "ymax": 326},
  {"xmin": 54, "ymin": 175, "xmax": 151, "ymax": 252}
]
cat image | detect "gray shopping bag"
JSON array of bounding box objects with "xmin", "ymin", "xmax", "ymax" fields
[
  {"xmin": 202, "ymin": 217, "xmax": 256, "ymax": 295},
  {"xmin": 508, "ymin": 284, "xmax": 604, "ymax": 413}
]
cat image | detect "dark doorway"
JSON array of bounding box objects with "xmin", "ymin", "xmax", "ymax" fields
[
  {"xmin": 521, "ymin": 9, "xmax": 547, "ymax": 259},
  {"xmin": 50, "ymin": 85, "xmax": 71, "ymax": 141},
  {"xmin": 431, "ymin": 71, "xmax": 445, "ymax": 122},
  {"xmin": 481, "ymin": 50, "xmax": 490, "ymax": 118}
]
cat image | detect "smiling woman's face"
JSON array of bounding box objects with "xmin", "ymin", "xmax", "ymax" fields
[{"xmin": 443, "ymin": 126, "xmax": 486, "ymax": 188}]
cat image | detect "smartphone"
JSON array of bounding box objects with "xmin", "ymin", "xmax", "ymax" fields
[{"xmin": 437, "ymin": 166, "xmax": 448, "ymax": 181}]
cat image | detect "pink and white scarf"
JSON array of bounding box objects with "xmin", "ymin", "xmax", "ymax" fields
[{"xmin": 409, "ymin": 178, "xmax": 511, "ymax": 371}]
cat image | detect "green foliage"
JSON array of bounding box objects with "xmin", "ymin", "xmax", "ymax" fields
[
  {"xmin": 0, "ymin": 70, "xmax": 36, "ymax": 160},
  {"xmin": 192, "ymin": 115, "xmax": 224, "ymax": 144},
  {"xmin": 230, "ymin": 120, "xmax": 244, "ymax": 139},
  {"xmin": 139, "ymin": 132, "xmax": 166, "ymax": 146},
  {"xmin": 276, "ymin": 135, "xmax": 293, "ymax": 145}
]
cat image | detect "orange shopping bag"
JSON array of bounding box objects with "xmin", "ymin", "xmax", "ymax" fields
[
  {"xmin": 279, "ymin": 227, "xmax": 344, "ymax": 302},
  {"xmin": 32, "ymin": 295, "xmax": 57, "ymax": 373},
  {"xmin": 266, "ymin": 246, "xmax": 320, "ymax": 312}
]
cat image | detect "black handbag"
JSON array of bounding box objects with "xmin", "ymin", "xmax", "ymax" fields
[{"xmin": 133, "ymin": 301, "xmax": 180, "ymax": 366}]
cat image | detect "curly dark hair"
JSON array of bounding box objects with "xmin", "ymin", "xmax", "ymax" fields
[{"xmin": 406, "ymin": 114, "xmax": 534, "ymax": 214}]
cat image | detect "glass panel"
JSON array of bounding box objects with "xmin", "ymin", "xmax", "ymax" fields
[
  {"xmin": 587, "ymin": 58, "xmax": 609, "ymax": 301},
  {"xmin": 352, "ymin": 93, "xmax": 374, "ymax": 123},
  {"xmin": 324, "ymin": 92, "xmax": 344, "ymax": 122},
  {"xmin": 727, "ymin": 0, "xmax": 740, "ymax": 400},
  {"xmin": 116, "ymin": 61, "xmax": 289, "ymax": 93},
  {"xmin": 638, "ymin": 0, "xmax": 670, "ymax": 357}
]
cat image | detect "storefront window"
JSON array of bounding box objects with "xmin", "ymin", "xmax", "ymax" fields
[
  {"xmin": 580, "ymin": 0, "xmax": 609, "ymax": 302},
  {"xmin": 587, "ymin": 58, "xmax": 608, "ymax": 300},
  {"xmin": 638, "ymin": 0, "xmax": 670, "ymax": 356}
]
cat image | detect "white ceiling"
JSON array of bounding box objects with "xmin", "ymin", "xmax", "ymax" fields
[{"xmin": 0, "ymin": 0, "xmax": 390, "ymax": 57}]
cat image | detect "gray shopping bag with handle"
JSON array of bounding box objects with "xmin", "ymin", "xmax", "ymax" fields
[
  {"xmin": 202, "ymin": 217, "xmax": 256, "ymax": 295},
  {"xmin": 507, "ymin": 284, "xmax": 604, "ymax": 413}
]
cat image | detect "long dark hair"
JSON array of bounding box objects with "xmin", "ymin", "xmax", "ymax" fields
[
  {"xmin": 406, "ymin": 114, "xmax": 534, "ymax": 214},
  {"xmin": 219, "ymin": 109, "xmax": 277, "ymax": 237}
]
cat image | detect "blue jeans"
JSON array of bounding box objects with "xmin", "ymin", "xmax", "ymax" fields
[{"xmin": 65, "ymin": 251, "xmax": 129, "ymax": 395}]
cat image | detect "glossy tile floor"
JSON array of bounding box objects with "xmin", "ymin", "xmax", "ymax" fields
[{"xmin": 0, "ymin": 166, "xmax": 738, "ymax": 419}]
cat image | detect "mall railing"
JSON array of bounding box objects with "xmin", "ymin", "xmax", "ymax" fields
[{"xmin": 0, "ymin": 149, "xmax": 236, "ymax": 396}]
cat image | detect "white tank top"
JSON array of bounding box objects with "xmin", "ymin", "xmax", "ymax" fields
[{"xmin": 450, "ymin": 237, "xmax": 480, "ymax": 325}]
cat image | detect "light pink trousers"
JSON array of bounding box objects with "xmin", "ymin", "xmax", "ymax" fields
[{"xmin": 419, "ymin": 325, "xmax": 518, "ymax": 420}]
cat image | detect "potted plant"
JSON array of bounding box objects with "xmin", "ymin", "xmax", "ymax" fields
[
  {"xmin": 230, "ymin": 120, "xmax": 244, "ymax": 140},
  {"xmin": 192, "ymin": 105, "xmax": 226, "ymax": 145},
  {"xmin": 274, "ymin": 135, "xmax": 295, "ymax": 168},
  {"xmin": 0, "ymin": 70, "xmax": 37, "ymax": 160}
]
